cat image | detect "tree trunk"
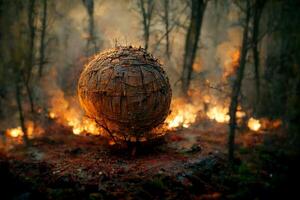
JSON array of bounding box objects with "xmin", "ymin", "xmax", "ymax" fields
[
  {"xmin": 38, "ymin": 0, "xmax": 47, "ymax": 77},
  {"xmin": 25, "ymin": 0, "xmax": 36, "ymax": 113},
  {"xmin": 139, "ymin": 0, "xmax": 154, "ymax": 51},
  {"xmin": 252, "ymin": 0, "xmax": 266, "ymax": 114},
  {"xmin": 163, "ymin": 0, "xmax": 170, "ymax": 59},
  {"xmin": 25, "ymin": 79, "xmax": 35, "ymax": 113},
  {"xmin": 228, "ymin": 1, "xmax": 251, "ymax": 163},
  {"xmin": 82, "ymin": 0, "xmax": 97, "ymax": 55},
  {"xmin": 181, "ymin": 0, "xmax": 206, "ymax": 95},
  {"xmin": 15, "ymin": 73, "xmax": 28, "ymax": 145}
]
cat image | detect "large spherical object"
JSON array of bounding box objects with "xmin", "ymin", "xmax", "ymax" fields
[{"xmin": 78, "ymin": 46, "xmax": 172, "ymax": 139}]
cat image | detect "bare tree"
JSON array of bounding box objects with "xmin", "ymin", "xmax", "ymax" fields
[
  {"xmin": 15, "ymin": 70, "xmax": 29, "ymax": 145},
  {"xmin": 251, "ymin": 0, "xmax": 267, "ymax": 113},
  {"xmin": 228, "ymin": 0, "xmax": 251, "ymax": 163},
  {"xmin": 153, "ymin": 1, "xmax": 189, "ymax": 56},
  {"xmin": 181, "ymin": 0, "xmax": 207, "ymax": 95},
  {"xmin": 136, "ymin": 0, "xmax": 155, "ymax": 51},
  {"xmin": 38, "ymin": 0, "xmax": 47, "ymax": 77},
  {"xmin": 163, "ymin": 0, "xmax": 170, "ymax": 58},
  {"xmin": 24, "ymin": 0, "xmax": 36, "ymax": 113},
  {"xmin": 3, "ymin": 1, "xmax": 31, "ymax": 145},
  {"xmin": 82, "ymin": 0, "xmax": 98, "ymax": 55}
]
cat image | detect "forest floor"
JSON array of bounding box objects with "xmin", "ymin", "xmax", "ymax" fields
[{"xmin": 0, "ymin": 120, "xmax": 299, "ymax": 200}]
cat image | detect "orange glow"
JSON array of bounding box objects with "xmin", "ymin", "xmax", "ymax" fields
[
  {"xmin": 192, "ymin": 62, "xmax": 202, "ymax": 73},
  {"xmin": 6, "ymin": 127, "xmax": 23, "ymax": 138},
  {"xmin": 223, "ymin": 49, "xmax": 240, "ymax": 78},
  {"xmin": 49, "ymin": 112, "xmax": 56, "ymax": 119},
  {"xmin": 203, "ymin": 95, "xmax": 211, "ymax": 103},
  {"xmin": 165, "ymin": 94, "xmax": 248, "ymax": 129},
  {"xmin": 231, "ymin": 50, "xmax": 240, "ymax": 67},
  {"xmin": 47, "ymin": 83, "xmax": 102, "ymax": 135},
  {"xmin": 165, "ymin": 99, "xmax": 200, "ymax": 129},
  {"xmin": 26, "ymin": 121, "xmax": 35, "ymax": 139},
  {"xmin": 260, "ymin": 118, "xmax": 282, "ymax": 130},
  {"xmin": 109, "ymin": 140, "xmax": 116, "ymax": 145},
  {"xmin": 72, "ymin": 127, "xmax": 82, "ymax": 135},
  {"xmin": 248, "ymin": 117, "xmax": 261, "ymax": 131},
  {"xmin": 48, "ymin": 90, "xmax": 101, "ymax": 136},
  {"xmin": 5, "ymin": 121, "xmax": 43, "ymax": 139},
  {"xmin": 207, "ymin": 106, "xmax": 230, "ymax": 123}
]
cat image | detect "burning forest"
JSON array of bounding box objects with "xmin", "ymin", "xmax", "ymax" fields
[{"xmin": 0, "ymin": 0, "xmax": 299, "ymax": 199}]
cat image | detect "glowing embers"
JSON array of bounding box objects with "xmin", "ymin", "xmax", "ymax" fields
[
  {"xmin": 49, "ymin": 112, "xmax": 56, "ymax": 119},
  {"xmin": 247, "ymin": 117, "xmax": 261, "ymax": 131},
  {"xmin": 6, "ymin": 127, "xmax": 23, "ymax": 138},
  {"xmin": 247, "ymin": 118, "xmax": 282, "ymax": 132}
]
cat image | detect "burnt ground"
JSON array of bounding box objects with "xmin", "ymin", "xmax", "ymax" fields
[{"xmin": 0, "ymin": 120, "xmax": 299, "ymax": 200}]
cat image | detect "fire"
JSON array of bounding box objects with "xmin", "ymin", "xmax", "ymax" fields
[
  {"xmin": 40, "ymin": 68, "xmax": 102, "ymax": 136},
  {"xmin": 43, "ymin": 74, "xmax": 102, "ymax": 136},
  {"xmin": 5, "ymin": 121, "xmax": 44, "ymax": 139},
  {"xmin": 48, "ymin": 91, "xmax": 101, "ymax": 136},
  {"xmin": 207, "ymin": 106, "xmax": 230, "ymax": 123},
  {"xmin": 248, "ymin": 117, "xmax": 261, "ymax": 131},
  {"xmin": 42, "ymin": 69, "xmax": 274, "ymax": 136},
  {"xmin": 260, "ymin": 118, "xmax": 282, "ymax": 130},
  {"xmin": 6, "ymin": 127, "xmax": 23, "ymax": 138},
  {"xmin": 165, "ymin": 99, "xmax": 200, "ymax": 129},
  {"xmin": 49, "ymin": 112, "xmax": 56, "ymax": 119},
  {"xmin": 231, "ymin": 50, "xmax": 240, "ymax": 67},
  {"xmin": 223, "ymin": 49, "xmax": 240, "ymax": 78},
  {"xmin": 26, "ymin": 121, "xmax": 35, "ymax": 139},
  {"xmin": 69, "ymin": 118, "xmax": 100, "ymax": 135},
  {"xmin": 165, "ymin": 95, "xmax": 248, "ymax": 129},
  {"xmin": 49, "ymin": 107, "xmax": 101, "ymax": 135}
]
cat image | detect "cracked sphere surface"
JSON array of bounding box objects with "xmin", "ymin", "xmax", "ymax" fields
[{"xmin": 78, "ymin": 46, "xmax": 172, "ymax": 139}]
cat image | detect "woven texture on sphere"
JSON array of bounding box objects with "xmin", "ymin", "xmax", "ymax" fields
[{"xmin": 78, "ymin": 46, "xmax": 172, "ymax": 139}]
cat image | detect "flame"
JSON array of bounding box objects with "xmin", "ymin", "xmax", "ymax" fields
[
  {"xmin": 26, "ymin": 121, "xmax": 35, "ymax": 139},
  {"xmin": 6, "ymin": 127, "xmax": 24, "ymax": 138},
  {"xmin": 165, "ymin": 94, "xmax": 248, "ymax": 129},
  {"xmin": 165, "ymin": 99, "xmax": 200, "ymax": 129},
  {"xmin": 223, "ymin": 49, "xmax": 240, "ymax": 78},
  {"xmin": 207, "ymin": 106, "xmax": 230, "ymax": 123},
  {"xmin": 49, "ymin": 107, "xmax": 101, "ymax": 135},
  {"xmin": 47, "ymin": 89, "xmax": 101, "ymax": 136},
  {"xmin": 248, "ymin": 117, "xmax": 261, "ymax": 131},
  {"xmin": 5, "ymin": 121, "xmax": 44, "ymax": 139},
  {"xmin": 109, "ymin": 140, "xmax": 116, "ymax": 145},
  {"xmin": 69, "ymin": 117, "xmax": 99, "ymax": 135},
  {"xmin": 49, "ymin": 112, "xmax": 56, "ymax": 119},
  {"xmin": 40, "ymin": 67, "xmax": 103, "ymax": 136},
  {"xmin": 231, "ymin": 50, "xmax": 240, "ymax": 67},
  {"xmin": 236, "ymin": 110, "xmax": 246, "ymax": 118}
]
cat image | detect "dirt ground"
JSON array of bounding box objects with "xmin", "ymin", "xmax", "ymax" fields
[{"xmin": 0, "ymin": 120, "xmax": 295, "ymax": 200}]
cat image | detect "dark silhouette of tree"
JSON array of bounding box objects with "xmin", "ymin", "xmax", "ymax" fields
[
  {"xmin": 228, "ymin": 0, "xmax": 251, "ymax": 163},
  {"xmin": 251, "ymin": 0, "xmax": 267, "ymax": 113},
  {"xmin": 25, "ymin": 0, "xmax": 36, "ymax": 113},
  {"xmin": 163, "ymin": 0, "xmax": 170, "ymax": 59},
  {"xmin": 1, "ymin": 1, "xmax": 31, "ymax": 144},
  {"xmin": 38, "ymin": 0, "xmax": 48, "ymax": 77},
  {"xmin": 82, "ymin": 0, "xmax": 98, "ymax": 55},
  {"xmin": 136, "ymin": 0, "xmax": 155, "ymax": 51},
  {"xmin": 181, "ymin": 0, "xmax": 207, "ymax": 95}
]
